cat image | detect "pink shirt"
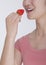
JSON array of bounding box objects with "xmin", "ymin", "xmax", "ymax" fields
[{"xmin": 15, "ymin": 34, "xmax": 46, "ymax": 65}]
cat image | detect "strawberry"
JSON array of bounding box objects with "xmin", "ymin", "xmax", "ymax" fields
[{"xmin": 17, "ymin": 9, "xmax": 24, "ymax": 15}]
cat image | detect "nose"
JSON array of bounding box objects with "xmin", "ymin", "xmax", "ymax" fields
[{"xmin": 23, "ymin": 0, "xmax": 32, "ymax": 7}]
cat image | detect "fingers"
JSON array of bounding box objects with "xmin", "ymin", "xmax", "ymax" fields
[
  {"xmin": 6, "ymin": 12, "xmax": 21, "ymax": 24},
  {"xmin": 6, "ymin": 9, "xmax": 24, "ymax": 23},
  {"xmin": 5, "ymin": 9, "xmax": 24, "ymax": 38}
]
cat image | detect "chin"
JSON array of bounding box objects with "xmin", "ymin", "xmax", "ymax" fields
[{"xmin": 27, "ymin": 15, "xmax": 36, "ymax": 20}]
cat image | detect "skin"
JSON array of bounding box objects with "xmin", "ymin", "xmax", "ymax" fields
[
  {"xmin": 23, "ymin": 0, "xmax": 46, "ymax": 49},
  {"xmin": 0, "ymin": 0, "xmax": 46, "ymax": 65}
]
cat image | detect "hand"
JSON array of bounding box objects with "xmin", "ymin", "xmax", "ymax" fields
[{"xmin": 6, "ymin": 12, "xmax": 21, "ymax": 39}]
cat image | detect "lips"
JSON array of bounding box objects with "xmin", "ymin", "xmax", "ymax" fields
[
  {"xmin": 25, "ymin": 5, "xmax": 35, "ymax": 13},
  {"xmin": 26, "ymin": 8, "xmax": 34, "ymax": 12},
  {"xmin": 25, "ymin": 8, "xmax": 34, "ymax": 13}
]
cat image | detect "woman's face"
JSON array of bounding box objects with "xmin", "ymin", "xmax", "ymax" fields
[{"xmin": 23, "ymin": 0, "xmax": 46, "ymax": 20}]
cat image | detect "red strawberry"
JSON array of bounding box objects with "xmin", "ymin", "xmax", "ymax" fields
[{"xmin": 17, "ymin": 9, "xmax": 24, "ymax": 15}]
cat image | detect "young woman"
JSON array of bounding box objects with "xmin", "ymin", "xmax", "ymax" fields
[{"xmin": 0, "ymin": 0, "xmax": 46, "ymax": 65}]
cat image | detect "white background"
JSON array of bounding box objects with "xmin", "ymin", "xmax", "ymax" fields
[{"xmin": 0, "ymin": 0, "xmax": 36, "ymax": 58}]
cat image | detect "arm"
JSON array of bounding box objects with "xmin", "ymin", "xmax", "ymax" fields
[
  {"xmin": 0, "ymin": 12, "xmax": 22, "ymax": 65},
  {"xmin": 15, "ymin": 48, "xmax": 22, "ymax": 65},
  {"xmin": 0, "ymin": 35, "xmax": 15, "ymax": 65}
]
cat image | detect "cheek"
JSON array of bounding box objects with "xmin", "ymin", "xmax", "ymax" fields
[
  {"xmin": 35, "ymin": 0, "xmax": 45, "ymax": 9},
  {"xmin": 34, "ymin": 8, "xmax": 45, "ymax": 19},
  {"xmin": 34, "ymin": 0, "xmax": 46, "ymax": 17}
]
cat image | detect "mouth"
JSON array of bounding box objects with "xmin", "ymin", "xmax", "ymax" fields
[{"xmin": 25, "ymin": 7, "xmax": 35, "ymax": 13}]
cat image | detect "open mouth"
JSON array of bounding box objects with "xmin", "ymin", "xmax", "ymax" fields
[{"xmin": 25, "ymin": 8, "xmax": 35, "ymax": 13}]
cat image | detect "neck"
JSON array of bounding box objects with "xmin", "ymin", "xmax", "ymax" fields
[{"xmin": 35, "ymin": 14, "xmax": 46, "ymax": 38}]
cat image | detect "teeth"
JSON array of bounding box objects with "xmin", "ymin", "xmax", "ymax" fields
[
  {"xmin": 27, "ymin": 8, "xmax": 33, "ymax": 11},
  {"xmin": 25, "ymin": 7, "xmax": 34, "ymax": 12}
]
